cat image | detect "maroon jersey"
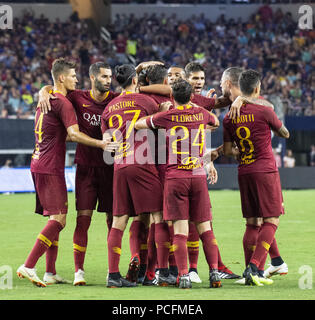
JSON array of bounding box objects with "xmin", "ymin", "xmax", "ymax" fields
[
  {"xmin": 67, "ymin": 89, "xmax": 119, "ymax": 167},
  {"xmin": 223, "ymin": 103, "xmax": 283, "ymax": 175},
  {"xmin": 31, "ymin": 93, "xmax": 78, "ymax": 175},
  {"xmin": 191, "ymin": 94, "xmax": 215, "ymax": 111},
  {"xmin": 101, "ymin": 92, "xmax": 159, "ymax": 170},
  {"xmin": 146, "ymin": 104, "xmax": 216, "ymax": 179}
]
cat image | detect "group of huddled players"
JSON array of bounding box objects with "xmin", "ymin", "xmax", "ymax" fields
[{"xmin": 16, "ymin": 58, "xmax": 289, "ymax": 289}]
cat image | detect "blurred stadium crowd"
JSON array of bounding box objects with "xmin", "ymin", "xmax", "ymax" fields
[{"xmin": 0, "ymin": 4, "xmax": 314, "ymax": 119}]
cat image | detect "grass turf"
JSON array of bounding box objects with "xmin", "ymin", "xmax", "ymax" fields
[{"xmin": 0, "ymin": 190, "xmax": 315, "ymax": 300}]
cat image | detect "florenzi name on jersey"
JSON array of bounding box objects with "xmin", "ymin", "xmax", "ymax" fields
[
  {"xmin": 231, "ymin": 114, "xmax": 255, "ymax": 124},
  {"xmin": 82, "ymin": 113, "xmax": 101, "ymax": 126},
  {"xmin": 108, "ymin": 100, "xmax": 136, "ymax": 112},
  {"xmin": 171, "ymin": 112, "xmax": 204, "ymax": 123}
]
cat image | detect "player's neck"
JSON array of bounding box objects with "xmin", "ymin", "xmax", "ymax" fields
[
  {"xmin": 90, "ymin": 88, "xmax": 108, "ymax": 102},
  {"xmin": 230, "ymin": 88, "xmax": 242, "ymax": 102},
  {"xmin": 121, "ymin": 86, "xmax": 136, "ymax": 94},
  {"xmin": 53, "ymin": 84, "xmax": 67, "ymax": 96}
]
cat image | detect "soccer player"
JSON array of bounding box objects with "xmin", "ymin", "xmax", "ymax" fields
[
  {"xmin": 140, "ymin": 64, "xmax": 179, "ymax": 283},
  {"xmin": 167, "ymin": 66, "xmax": 186, "ymax": 86},
  {"xmin": 135, "ymin": 79, "xmax": 222, "ymax": 289},
  {"xmin": 37, "ymin": 62, "xmax": 119, "ymax": 286},
  {"xmin": 219, "ymin": 67, "xmax": 288, "ymax": 279},
  {"xmin": 101, "ymin": 64, "xmax": 171, "ymax": 288},
  {"xmin": 16, "ymin": 58, "xmax": 117, "ymax": 287},
  {"xmin": 140, "ymin": 63, "xmax": 241, "ymax": 281},
  {"xmin": 223, "ymin": 69, "xmax": 290, "ymax": 286}
]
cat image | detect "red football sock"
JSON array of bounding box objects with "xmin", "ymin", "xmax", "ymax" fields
[
  {"xmin": 199, "ymin": 230, "xmax": 218, "ymax": 270},
  {"xmin": 140, "ymin": 227, "xmax": 149, "ymax": 266},
  {"xmin": 106, "ymin": 215, "xmax": 113, "ymax": 240},
  {"xmin": 211, "ymin": 222, "xmax": 224, "ymax": 269},
  {"xmin": 155, "ymin": 222, "xmax": 170, "ymax": 269},
  {"xmin": 243, "ymin": 224, "xmax": 260, "ymax": 267},
  {"xmin": 46, "ymin": 232, "xmax": 59, "ymax": 274},
  {"xmin": 269, "ymin": 237, "xmax": 280, "ymax": 259},
  {"xmin": 107, "ymin": 228, "xmax": 123, "ymax": 273},
  {"xmin": 25, "ymin": 220, "xmax": 63, "ymax": 269},
  {"xmin": 129, "ymin": 220, "xmax": 143, "ymax": 258},
  {"xmin": 73, "ymin": 215, "xmax": 91, "ymax": 272},
  {"xmin": 250, "ymin": 222, "xmax": 278, "ymax": 268},
  {"xmin": 173, "ymin": 234, "xmax": 188, "ymax": 276},
  {"xmin": 146, "ymin": 223, "xmax": 157, "ymax": 276},
  {"xmin": 187, "ymin": 222, "xmax": 199, "ymax": 270},
  {"xmin": 168, "ymin": 224, "xmax": 177, "ymax": 267}
]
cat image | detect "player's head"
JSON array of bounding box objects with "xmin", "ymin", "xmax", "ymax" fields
[
  {"xmin": 171, "ymin": 79, "xmax": 193, "ymax": 105},
  {"xmin": 138, "ymin": 69, "xmax": 149, "ymax": 87},
  {"xmin": 89, "ymin": 62, "xmax": 112, "ymax": 94},
  {"xmin": 220, "ymin": 67, "xmax": 244, "ymax": 98},
  {"xmin": 184, "ymin": 62, "xmax": 205, "ymax": 95},
  {"xmin": 114, "ymin": 64, "xmax": 138, "ymax": 89},
  {"xmin": 51, "ymin": 58, "xmax": 77, "ymax": 91},
  {"xmin": 167, "ymin": 66, "xmax": 185, "ymax": 85},
  {"xmin": 146, "ymin": 64, "xmax": 168, "ymax": 85},
  {"xmin": 239, "ymin": 69, "xmax": 261, "ymax": 98}
]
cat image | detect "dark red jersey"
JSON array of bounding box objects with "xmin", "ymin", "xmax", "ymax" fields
[
  {"xmin": 146, "ymin": 104, "xmax": 216, "ymax": 179},
  {"xmin": 31, "ymin": 92, "xmax": 77, "ymax": 175},
  {"xmin": 67, "ymin": 89, "xmax": 119, "ymax": 167},
  {"xmin": 223, "ymin": 103, "xmax": 283, "ymax": 175}
]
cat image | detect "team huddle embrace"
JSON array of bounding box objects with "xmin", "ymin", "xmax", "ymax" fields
[{"xmin": 16, "ymin": 58, "xmax": 289, "ymax": 290}]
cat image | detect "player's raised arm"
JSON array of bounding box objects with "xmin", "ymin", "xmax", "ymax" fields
[
  {"xmin": 139, "ymin": 83, "xmax": 171, "ymax": 97},
  {"xmin": 38, "ymin": 84, "xmax": 56, "ymax": 114}
]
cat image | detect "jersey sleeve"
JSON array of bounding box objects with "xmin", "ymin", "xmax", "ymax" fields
[
  {"xmin": 142, "ymin": 95, "xmax": 159, "ymax": 115},
  {"xmin": 193, "ymin": 95, "xmax": 216, "ymax": 111},
  {"xmin": 223, "ymin": 116, "xmax": 233, "ymax": 143},
  {"xmin": 203, "ymin": 109, "xmax": 216, "ymax": 126},
  {"xmin": 146, "ymin": 110, "xmax": 169, "ymax": 129},
  {"xmin": 57, "ymin": 98, "xmax": 78, "ymax": 129},
  {"xmin": 263, "ymin": 107, "xmax": 283, "ymax": 131}
]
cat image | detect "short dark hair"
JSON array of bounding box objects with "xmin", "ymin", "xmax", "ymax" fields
[
  {"xmin": 184, "ymin": 62, "xmax": 205, "ymax": 77},
  {"xmin": 146, "ymin": 65, "xmax": 167, "ymax": 85},
  {"xmin": 51, "ymin": 58, "xmax": 76, "ymax": 80},
  {"xmin": 172, "ymin": 79, "xmax": 193, "ymax": 105},
  {"xmin": 114, "ymin": 64, "xmax": 137, "ymax": 88},
  {"xmin": 239, "ymin": 69, "xmax": 261, "ymax": 96},
  {"xmin": 223, "ymin": 67, "xmax": 244, "ymax": 87},
  {"xmin": 89, "ymin": 62, "xmax": 111, "ymax": 77}
]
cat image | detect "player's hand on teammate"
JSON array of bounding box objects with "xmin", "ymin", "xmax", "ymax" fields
[
  {"xmin": 211, "ymin": 145, "xmax": 224, "ymax": 161},
  {"xmin": 159, "ymin": 101, "xmax": 173, "ymax": 112},
  {"xmin": 102, "ymin": 139, "xmax": 120, "ymax": 152},
  {"xmin": 206, "ymin": 162, "xmax": 218, "ymax": 185},
  {"xmin": 37, "ymin": 90, "xmax": 56, "ymax": 114},
  {"xmin": 228, "ymin": 96, "xmax": 243, "ymax": 120},
  {"xmin": 206, "ymin": 88, "xmax": 217, "ymax": 99}
]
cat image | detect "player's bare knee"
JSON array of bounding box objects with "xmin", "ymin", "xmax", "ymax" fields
[
  {"xmin": 263, "ymin": 217, "xmax": 279, "ymax": 226},
  {"xmin": 112, "ymin": 215, "xmax": 129, "ymax": 231}
]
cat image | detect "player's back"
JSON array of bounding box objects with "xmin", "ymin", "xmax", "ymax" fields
[
  {"xmin": 102, "ymin": 92, "xmax": 158, "ymax": 169},
  {"xmin": 223, "ymin": 103, "xmax": 283, "ymax": 175},
  {"xmin": 31, "ymin": 93, "xmax": 77, "ymax": 175},
  {"xmin": 151, "ymin": 104, "xmax": 216, "ymax": 179}
]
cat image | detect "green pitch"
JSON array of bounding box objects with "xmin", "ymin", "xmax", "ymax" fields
[{"xmin": 1, "ymin": 190, "xmax": 315, "ymax": 300}]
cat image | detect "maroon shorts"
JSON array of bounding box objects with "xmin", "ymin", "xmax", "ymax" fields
[
  {"xmin": 75, "ymin": 164, "xmax": 113, "ymax": 213},
  {"xmin": 238, "ymin": 171, "xmax": 285, "ymax": 219},
  {"xmin": 157, "ymin": 164, "xmax": 167, "ymax": 186},
  {"xmin": 163, "ymin": 177, "xmax": 212, "ymax": 222},
  {"xmin": 113, "ymin": 165, "xmax": 163, "ymax": 217},
  {"xmin": 31, "ymin": 172, "xmax": 68, "ymax": 216}
]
